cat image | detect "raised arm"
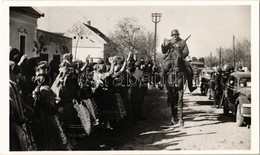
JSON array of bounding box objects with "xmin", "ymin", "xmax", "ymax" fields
[{"xmin": 102, "ymin": 57, "xmax": 116, "ymax": 78}]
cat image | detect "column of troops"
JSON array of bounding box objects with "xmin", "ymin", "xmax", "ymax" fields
[{"xmin": 9, "ymin": 48, "xmax": 161, "ymax": 151}]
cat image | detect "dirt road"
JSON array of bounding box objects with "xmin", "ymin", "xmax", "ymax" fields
[{"xmin": 76, "ymin": 86, "xmax": 251, "ymax": 151}]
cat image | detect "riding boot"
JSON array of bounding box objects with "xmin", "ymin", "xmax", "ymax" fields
[
  {"xmin": 187, "ymin": 76, "xmax": 197, "ymax": 92},
  {"xmin": 184, "ymin": 60, "xmax": 197, "ymax": 92},
  {"xmin": 171, "ymin": 107, "xmax": 178, "ymax": 125}
]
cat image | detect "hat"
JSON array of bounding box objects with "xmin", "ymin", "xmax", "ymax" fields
[
  {"xmin": 171, "ymin": 29, "xmax": 180, "ymax": 36},
  {"xmin": 10, "ymin": 48, "xmax": 21, "ymax": 63},
  {"xmin": 97, "ymin": 58, "xmax": 104, "ymax": 64},
  {"xmin": 97, "ymin": 64, "xmax": 106, "ymax": 73}
]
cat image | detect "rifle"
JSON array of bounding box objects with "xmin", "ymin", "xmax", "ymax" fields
[{"xmin": 185, "ymin": 35, "xmax": 191, "ymax": 42}]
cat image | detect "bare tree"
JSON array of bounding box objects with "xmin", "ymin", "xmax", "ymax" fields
[
  {"xmin": 107, "ymin": 17, "xmax": 155, "ymax": 60},
  {"xmin": 235, "ymin": 38, "xmax": 251, "ymax": 68},
  {"xmin": 204, "ymin": 55, "xmax": 219, "ymax": 68},
  {"xmin": 68, "ymin": 22, "xmax": 87, "ymax": 60},
  {"xmin": 222, "ymin": 38, "xmax": 251, "ymax": 69}
]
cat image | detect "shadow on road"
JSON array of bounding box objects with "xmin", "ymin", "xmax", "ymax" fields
[
  {"xmin": 196, "ymin": 100, "xmax": 214, "ymax": 105},
  {"xmin": 73, "ymin": 87, "xmax": 239, "ymax": 151}
]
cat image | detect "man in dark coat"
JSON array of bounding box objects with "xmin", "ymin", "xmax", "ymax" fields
[{"xmin": 214, "ymin": 68, "xmax": 223, "ymax": 108}]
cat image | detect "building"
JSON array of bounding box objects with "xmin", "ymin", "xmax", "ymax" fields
[
  {"xmin": 10, "ymin": 7, "xmax": 44, "ymax": 58},
  {"xmin": 10, "ymin": 7, "xmax": 72, "ymax": 63},
  {"xmin": 36, "ymin": 29, "xmax": 72, "ymax": 63},
  {"xmin": 64, "ymin": 21, "xmax": 109, "ymax": 62}
]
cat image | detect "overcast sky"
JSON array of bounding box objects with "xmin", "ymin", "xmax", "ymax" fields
[{"xmin": 37, "ymin": 5, "xmax": 250, "ymax": 58}]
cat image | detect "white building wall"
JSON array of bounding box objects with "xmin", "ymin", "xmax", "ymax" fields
[
  {"xmin": 73, "ymin": 47, "xmax": 104, "ymax": 62},
  {"xmin": 64, "ymin": 22, "xmax": 106, "ymax": 62},
  {"xmin": 10, "ymin": 11, "xmax": 38, "ymax": 59}
]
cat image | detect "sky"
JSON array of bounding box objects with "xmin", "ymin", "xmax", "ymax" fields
[{"xmin": 37, "ymin": 5, "xmax": 251, "ymax": 58}]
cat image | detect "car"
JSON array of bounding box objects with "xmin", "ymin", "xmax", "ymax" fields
[
  {"xmin": 200, "ymin": 69, "xmax": 217, "ymax": 95},
  {"xmin": 222, "ymin": 72, "xmax": 251, "ymax": 126}
]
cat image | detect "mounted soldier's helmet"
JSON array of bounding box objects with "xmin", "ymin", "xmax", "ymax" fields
[{"xmin": 171, "ymin": 29, "xmax": 180, "ymax": 36}]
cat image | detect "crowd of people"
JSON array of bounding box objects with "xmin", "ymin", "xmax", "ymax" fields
[{"xmin": 9, "ymin": 48, "xmax": 162, "ymax": 151}]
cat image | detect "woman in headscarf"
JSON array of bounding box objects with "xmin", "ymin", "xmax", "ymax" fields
[{"xmin": 31, "ymin": 61, "xmax": 70, "ymax": 150}]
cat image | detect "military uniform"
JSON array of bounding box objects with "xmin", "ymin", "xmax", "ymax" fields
[{"xmin": 161, "ymin": 35, "xmax": 196, "ymax": 92}]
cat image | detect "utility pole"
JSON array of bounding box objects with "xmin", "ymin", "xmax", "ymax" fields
[
  {"xmin": 210, "ymin": 52, "xmax": 212, "ymax": 69},
  {"xmin": 151, "ymin": 13, "xmax": 161, "ymax": 63},
  {"xmin": 233, "ymin": 35, "xmax": 236, "ymax": 70},
  {"xmin": 74, "ymin": 36, "xmax": 80, "ymax": 61},
  {"xmin": 219, "ymin": 47, "xmax": 222, "ymax": 68}
]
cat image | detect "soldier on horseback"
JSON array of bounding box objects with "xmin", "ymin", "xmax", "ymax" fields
[
  {"xmin": 161, "ymin": 29, "xmax": 197, "ymax": 126},
  {"xmin": 161, "ymin": 29, "xmax": 197, "ymax": 93}
]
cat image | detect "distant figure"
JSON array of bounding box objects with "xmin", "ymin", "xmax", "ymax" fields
[
  {"xmin": 238, "ymin": 65, "xmax": 244, "ymax": 72},
  {"xmin": 213, "ymin": 68, "xmax": 223, "ymax": 108}
]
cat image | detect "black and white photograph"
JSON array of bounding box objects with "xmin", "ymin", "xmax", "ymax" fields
[{"xmin": 0, "ymin": 0, "xmax": 259, "ymax": 154}]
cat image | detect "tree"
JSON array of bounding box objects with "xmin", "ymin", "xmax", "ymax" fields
[
  {"xmin": 222, "ymin": 38, "xmax": 251, "ymax": 69},
  {"xmin": 106, "ymin": 17, "xmax": 155, "ymax": 60},
  {"xmin": 204, "ymin": 55, "xmax": 218, "ymax": 68},
  {"xmin": 68, "ymin": 22, "xmax": 87, "ymax": 60},
  {"xmin": 235, "ymin": 38, "xmax": 251, "ymax": 68},
  {"xmin": 221, "ymin": 48, "xmax": 234, "ymax": 67}
]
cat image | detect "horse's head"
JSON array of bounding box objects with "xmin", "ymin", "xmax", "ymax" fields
[{"xmin": 169, "ymin": 45, "xmax": 183, "ymax": 70}]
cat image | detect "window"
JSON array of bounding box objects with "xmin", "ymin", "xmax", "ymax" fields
[
  {"xmin": 19, "ymin": 35, "xmax": 26, "ymax": 55},
  {"xmin": 228, "ymin": 76, "xmax": 236, "ymax": 86},
  {"xmin": 53, "ymin": 55, "xmax": 60, "ymax": 63},
  {"xmin": 239, "ymin": 77, "xmax": 251, "ymax": 88},
  {"xmin": 40, "ymin": 53, "xmax": 49, "ymax": 62}
]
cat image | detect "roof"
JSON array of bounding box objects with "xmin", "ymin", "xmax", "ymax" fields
[
  {"xmin": 190, "ymin": 61, "xmax": 205, "ymax": 65},
  {"xmin": 83, "ymin": 23, "xmax": 110, "ymax": 42},
  {"xmin": 201, "ymin": 69, "xmax": 217, "ymax": 73},
  {"xmin": 10, "ymin": 7, "xmax": 44, "ymax": 18},
  {"xmin": 53, "ymin": 32, "xmax": 65, "ymax": 36},
  {"xmin": 230, "ymin": 72, "xmax": 251, "ymax": 79},
  {"xmin": 37, "ymin": 29, "xmax": 72, "ymax": 40}
]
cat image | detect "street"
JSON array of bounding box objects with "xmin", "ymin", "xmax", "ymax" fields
[{"xmin": 75, "ymin": 86, "xmax": 251, "ymax": 151}]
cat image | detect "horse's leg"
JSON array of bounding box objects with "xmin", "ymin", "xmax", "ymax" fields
[
  {"xmin": 171, "ymin": 88, "xmax": 179, "ymax": 124},
  {"xmin": 177, "ymin": 89, "xmax": 184, "ymax": 127},
  {"xmin": 177, "ymin": 74, "xmax": 185, "ymax": 127},
  {"xmin": 166, "ymin": 77, "xmax": 177, "ymax": 124}
]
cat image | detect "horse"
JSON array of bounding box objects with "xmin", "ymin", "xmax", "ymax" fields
[{"xmin": 161, "ymin": 41, "xmax": 187, "ymax": 127}]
